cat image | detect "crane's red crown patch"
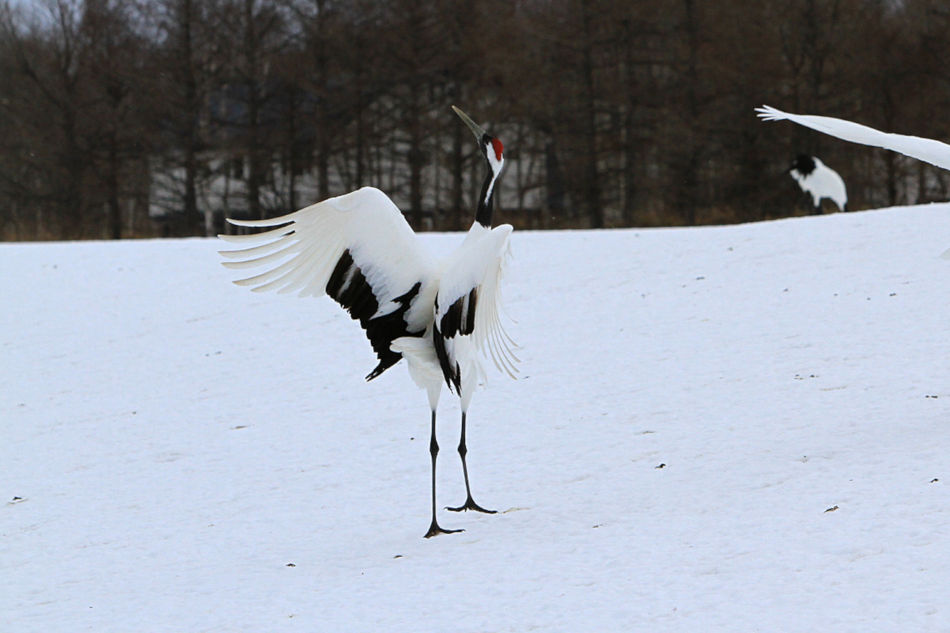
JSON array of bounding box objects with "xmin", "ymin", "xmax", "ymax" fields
[{"xmin": 491, "ymin": 138, "xmax": 504, "ymax": 161}]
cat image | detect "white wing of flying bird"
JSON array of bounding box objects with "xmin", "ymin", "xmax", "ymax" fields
[
  {"xmin": 757, "ymin": 105, "xmax": 950, "ymax": 171},
  {"xmin": 218, "ymin": 186, "xmax": 439, "ymax": 380},
  {"xmin": 433, "ymin": 223, "xmax": 519, "ymax": 401}
]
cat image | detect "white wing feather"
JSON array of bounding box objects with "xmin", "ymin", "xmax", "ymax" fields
[
  {"xmin": 218, "ymin": 186, "xmax": 438, "ymax": 323},
  {"xmin": 437, "ymin": 224, "xmax": 520, "ymax": 379},
  {"xmin": 757, "ymin": 105, "xmax": 950, "ymax": 171}
]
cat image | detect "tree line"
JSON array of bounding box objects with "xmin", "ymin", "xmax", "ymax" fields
[{"xmin": 1, "ymin": 0, "xmax": 949, "ymax": 240}]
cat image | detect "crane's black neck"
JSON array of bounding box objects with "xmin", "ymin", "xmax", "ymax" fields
[{"xmin": 476, "ymin": 168, "xmax": 495, "ymax": 228}]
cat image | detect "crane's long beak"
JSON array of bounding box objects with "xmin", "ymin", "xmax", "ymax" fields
[{"xmin": 452, "ymin": 105, "xmax": 486, "ymax": 140}]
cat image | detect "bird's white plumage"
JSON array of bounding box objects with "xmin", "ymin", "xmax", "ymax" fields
[
  {"xmin": 218, "ymin": 185, "xmax": 517, "ymax": 397},
  {"xmin": 459, "ymin": 225, "xmax": 517, "ymax": 374},
  {"xmin": 791, "ymin": 157, "xmax": 847, "ymax": 212},
  {"xmin": 219, "ymin": 187, "xmax": 439, "ymax": 330},
  {"xmin": 435, "ymin": 222, "xmax": 519, "ymax": 408},
  {"xmin": 390, "ymin": 331, "xmax": 444, "ymax": 409},
  {"xmin": 757, "ymin": 105, "xmax": 950, "ymax": 171},
  {"xmin": 483, "ymin": 141, "xmax": 505, "ymax": 205}
]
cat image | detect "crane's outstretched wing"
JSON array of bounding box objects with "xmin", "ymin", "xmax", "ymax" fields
[
  {"xmin": 757, "ymin": 105, "xmax": 950, "ymax": 171},
  {"xmin": 219, "ymin": 186, "xmax": 438, "ymax": 380},
  {"xmin": 432, "ymin": 224, "xmax": 519, "ymax": 396}
]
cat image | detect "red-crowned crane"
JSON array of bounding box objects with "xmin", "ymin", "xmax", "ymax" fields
[
  {"xmin": 218, "ymin": 106, "xmax": 518, "ymax": 538},
  {"xmin": 788, "ymin": 154, "xmax": 848, "ymax": 213}
]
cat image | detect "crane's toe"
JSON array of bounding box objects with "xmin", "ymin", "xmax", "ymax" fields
[
  {"xmin": 424, "ymin": 521, "xmax": 464, "ymax": 538},
  {"xmin": 446, "ymin": 497, "xmax": 497, "ymax": 514}
]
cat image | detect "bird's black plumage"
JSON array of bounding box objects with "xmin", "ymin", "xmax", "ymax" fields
[
  {"xmin": 439, "ymin": 288, "xmax": 478, "ymax": 338},
  {"xmin": 327, "ymin": 249, "xmax": 423, "ymax": 381},
  {"xmin": 432, "ymin": 288, "xmax": 479, "ymax": 393},
  {"xmin": 791, "ymin": 154, "xmax": 817, "ymax": 176}
]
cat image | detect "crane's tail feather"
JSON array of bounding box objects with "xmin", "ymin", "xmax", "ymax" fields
[{"xmin": 391, "ymin": 334, "xmax": 444, "ymax": 390}]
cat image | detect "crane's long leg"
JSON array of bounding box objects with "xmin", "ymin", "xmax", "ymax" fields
[
  {"xmin": 446, "ymin": 411, "xmax": 497, "ymax": 514},
  {"xmin": 424, "ymin": 409, "xmax": 463, "ymax": 538}
]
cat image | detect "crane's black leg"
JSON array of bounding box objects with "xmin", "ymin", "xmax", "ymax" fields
[
  {"xmin": 424, "ymin": 409, "xmax": 463, "ymax": 538},
  {"xmin": 446, "ymin": 412, "xmax": 497, "ymax": 514}
]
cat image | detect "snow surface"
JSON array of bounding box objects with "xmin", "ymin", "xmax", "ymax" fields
[{"xmin": 3, "ymin": 204, "xmax": 950, "ymax": 632}]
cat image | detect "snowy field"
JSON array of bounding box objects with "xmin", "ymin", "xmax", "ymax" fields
[{"xmin": 3, "ymin": 204, "xmax": 950, "ymax": 632}]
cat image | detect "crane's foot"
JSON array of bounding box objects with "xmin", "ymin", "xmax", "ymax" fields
[
  {"xmin": 446, "ymin": 497, "xmax": 497, "ymax": 514},
  {"xmin": 424, "ymin": 520, "xmax": 463, "ymax": 538}
]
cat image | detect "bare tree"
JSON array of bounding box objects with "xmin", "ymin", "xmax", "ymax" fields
[
  {"xmin": 81, "ymin": 0, "xmax": 150, "ymax": 239},
  {"xmin": 3, "ymin": 0, "xmax": 950, "ymax": 239},
  {"xmin": 0, "ymin": 0, "xmax": 90, "ymax": 238},
  {"xmin": 151, "ymin": 0, "xmax": 220, "ymax": 235}
]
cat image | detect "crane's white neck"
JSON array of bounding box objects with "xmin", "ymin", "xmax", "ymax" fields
[
  {"xmin": 483, "ymin": 158, "xmax": 503, "ymax": 205},
  {"xmin": 477, "ymin": 157, "xmax": 504, "ymax": 227}
]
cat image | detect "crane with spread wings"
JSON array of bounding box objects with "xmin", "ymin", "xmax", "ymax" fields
[{"xmin": 219, "ymin": 106, "xmax": 518, "ymax": 538}]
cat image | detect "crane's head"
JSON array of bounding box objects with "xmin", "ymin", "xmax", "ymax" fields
[
  {"xmin": 790, "ymin": 154, "xmax": 816, "ymax": 177},
  {"xmin": 452, "ymin": 105, "xmax": 504, "ymax": 179}
]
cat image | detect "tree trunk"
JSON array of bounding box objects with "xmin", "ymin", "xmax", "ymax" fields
[
  {"xmin": 180, "ymin": 0, "xmax": 202, "ymax": 234},
  {"xmin": 545, "ymin": 138, "xmax": 565, "ymax": 226},
  {"xmin": 620, "ymin": 17, "xmax": 638, "ymax": 226},
  {"xmin": 244, "ymin": 0, "xmax": 262, "ymax": 220},
  {"xmin": 579, "ymin": 0, "xmax": 602, "ymax": 228},
  {"xmin": 680, "ymin": 0, "xmax": 700, "ymax": 226}
]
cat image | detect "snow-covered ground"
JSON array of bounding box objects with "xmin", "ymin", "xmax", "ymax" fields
[{"xmin": 3, "ymin": 204, "xmax": 949, "ymax": 632}]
